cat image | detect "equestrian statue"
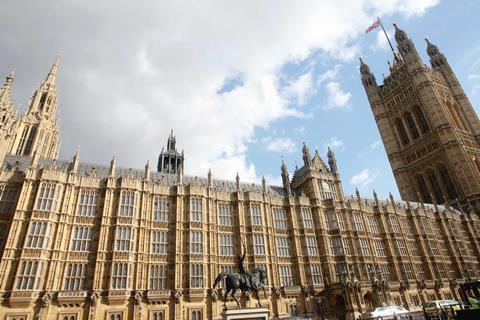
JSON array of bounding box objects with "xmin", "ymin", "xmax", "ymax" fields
[{"xmin": 213, "ymin": 243, "xmax": 268, "ymax": 309}]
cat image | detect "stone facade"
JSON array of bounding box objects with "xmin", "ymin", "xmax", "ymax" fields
[
  {"xmin": 0, "ymin": 28, "xmax": 479, "ymax": 320},
  {"xmin": 360, "ymin": 24, "xmax": 480, "ymax": 213}
]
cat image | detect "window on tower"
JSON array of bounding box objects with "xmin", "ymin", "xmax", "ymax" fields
[
  {"xmin": 414, "ymin": 106, "xmax": 430, "ymax": 133},
  {"xmin": 395, "ymin": 118, "xmax": 410, "ymax": 145},
  {"xmin": 39, "ymin": 93, "xmax": 47, "ymax": 111},
  {"xmin": 438, "ymin": 164, "xmax": 458, "ymax": 200},
  {"xmin": 416, "ymin": 174, "xmax": 432, "ymax": 203},
  {"xmin": 426, "ymin": 170, "xmax": 445, "ymax": 204},
  {"xmin": 16, "ymin": 126, "xmax": 29, "ymax": 155},
  {"xmin": 23, "ymin": 126, "xmax": 38, "ymax": 155},
  {"xmin": 405, "ymin": 112, "xmax": 419, "ymax": 140}
]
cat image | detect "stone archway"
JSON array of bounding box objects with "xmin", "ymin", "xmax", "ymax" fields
[
  {"xmin": 363, "ymin": 291, "xmax": 378, "ymax": 312},
  {"xmin": 334, "ymin": 294, "xmax": 347, "ymax": 320}
]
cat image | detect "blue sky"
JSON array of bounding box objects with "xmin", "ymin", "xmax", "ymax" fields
[
  {"xmin": 1, "ymin": 1, "xmax": 479, "ymax": 200},
  {"xmin": 246, "ymin": 1, "xmax": 480, "ymax": 199}
]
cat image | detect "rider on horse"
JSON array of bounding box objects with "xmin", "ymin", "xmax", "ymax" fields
[{"xmin": 238, "ymin": 242, "xmax": 253, "ymax": 289}]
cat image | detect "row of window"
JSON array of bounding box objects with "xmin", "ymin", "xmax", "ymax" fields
[
  {"xmin": 23, "ymin": 217, "xmax": 469, "ymax": 260},
  {"xmin": 17, "ymin": 258, "xmax": 476, "ymax": 292}
]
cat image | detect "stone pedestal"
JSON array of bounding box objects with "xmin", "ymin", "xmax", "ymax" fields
[{"xmin": 223, "ymin": 307, "xmax": 269, "ymax": 320}]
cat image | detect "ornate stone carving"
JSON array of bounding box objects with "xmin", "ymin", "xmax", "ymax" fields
[
  {"xmin": 417, "ymin": 279, "xmax": 426, "ymax": 291},
  {"xmin": 173, "ymin": 289, "xmax": 183, "ymax": 304},
  {"xmin": 41, "ymin": 291, "xmax": 52, "ymax": 308},
  {"xmin": 134, "ymin": 290, "xmax": 143, "ymax": 305},
  {"xmin": 274, "ymin": 286, "xmax": 282, "ymax": 297},
  {"xmin": 210, "ymin": 289, "xmax": 218, "ymax": 302}
]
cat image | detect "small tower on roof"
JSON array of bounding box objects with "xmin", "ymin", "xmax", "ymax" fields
[
  {"xmin": 8, "ymin": 54, "xmax": 61, "ymax": 160},
  {"xmin": 157, "ymin": 130, "xmax": 184, "ymax": 174}
]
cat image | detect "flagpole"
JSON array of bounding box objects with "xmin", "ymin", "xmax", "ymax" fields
[{"xmin": 378, "ymin": 17, "xmax": 396, "ymax": 56}]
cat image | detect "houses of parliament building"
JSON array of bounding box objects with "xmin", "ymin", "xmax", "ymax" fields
[{"xmin": 0, "ymin": 25, "xmax": 479, "ymax": 320}]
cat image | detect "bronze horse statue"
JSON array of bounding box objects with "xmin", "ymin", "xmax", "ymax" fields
[{"xmin": 213, "ymin": 266, "xmax": 268, "ymax": 309}]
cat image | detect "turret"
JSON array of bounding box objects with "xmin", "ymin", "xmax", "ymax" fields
[
  {"xmin": 167, "ymin": 129, "xmax": 176, "ymax": 150},
  {"xmin": 302, "ymin": 142, "xmax": 312, "ymax": 168},
  {"xmin": 109, "ymin": 155, "xmax": 117, "ymax": 177},
  {"xmin": 281, "ymin": 160, "xmax": 292, "ymax": 195},
  {"xmin": 158, "ymin": 130, "xmax": 184, "ymax": 174},
  {"xmin": 359, "ymin": 58, "xmax": 377, "ymax": 89},
  {"xmin": 177, "ymin": 163, "xmax": 183, "ymax": 185},
  {"xmin": 426, "ymin": 38, "xmax": 480, "ymax": 136},
  {"xmin": 359, "ymin": 58, "xmax": 383, "ymax": 111},
  {"xmin": 425, "ymin": 38, "xmax": 447, "ymax": 68},
  {"xmin": 327, "ymin": 147, "xmax": 338, "ymax": 174},
  {"xmin": 144, "ymin": 160, "xmax": 151, "ymax": 181},
  {"xmin": 208, "ymin": 168, "xmax": 212, "ymax": 187},
  {"xmin": 393, "ymin": 23, "xmax": 422, "ymax": 66},
  {"xmin": 70, "ymin": 149, "xmax": 80, "ymax": 173}
]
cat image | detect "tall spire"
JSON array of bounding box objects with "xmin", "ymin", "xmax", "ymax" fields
[{"xmin": 45, "ymin": 52, "xmax": 60, "ymax": 85}]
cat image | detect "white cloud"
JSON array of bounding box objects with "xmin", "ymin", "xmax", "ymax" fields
[
  {"xmin": 350, "ymin": 168, "xmax": 379, "ymax": 187},
  {"xmin": 370, "ymin": 140, "xmax": 382, "ymax": 149},
  {"xmin": 0, "ymin": 1, "xmax": 439, "ymax": 182},
  {"xmin": 263, "ymin": 137, "xmax": 296, "ymax": 153},
  {"xmin": 324, "ymin": 82, "xmax": 352, "ymax": 109},
  {"xmin": 323, "ymin": 137, "xmax": 345, "ymax": 152},
  {"xmin": 366, "ymin": 0, "xmax": 439, "ymax": 17},
  {"xmin": 282, "ymin": 71, "xmax": 314, "ymax": 106},
  {"xmin": 469, "ymin": 74, "xmax": 480, "ymax": 81},
  {"xmin": 317, "ymin": 65, "xmax": 341, "ymax": 85}
]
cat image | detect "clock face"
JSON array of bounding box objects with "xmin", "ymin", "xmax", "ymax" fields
[{"xmin": 322, "ymin": 181, "xmax": 330, "ymax": 190}]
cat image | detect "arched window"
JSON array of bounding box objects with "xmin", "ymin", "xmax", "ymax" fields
[
  {"xmin": 395, "ymin": 118, "xmax": 410, "ymax": 145},
  {"xmin": 16, "ymin": 126, "xmax": 30, "ymax": 155},
  {"xmin": 438, "ymin": 164, "xmax": 458, "ymax": 200},
  {"xmin": 414, "ymin": 106, "xmax": 430, "ymax": 134},
  {"xmin": 404, "ymin": 112, "xmax": 419, "ymax": 140},
  {"xmin": 39, "ymin": 93, "xmax": 47, "ymax": 111},
  {"xmin": 191, "ymin": 311, "xmax": 202, "ymax": 320},
  {"xmin": 23, "ymin": 126, "xmax": 38, "ymax": 155},
  {"xmin": 426, "ymin": 170, "xmax": 445, "ymax": 204},
  {"xmin": 416, "ymin": 175, "xmax": 432, "ymax": 203},
  {"xmin": 446, "ymin": 101, "xmax": 468, "ymax": 130}
]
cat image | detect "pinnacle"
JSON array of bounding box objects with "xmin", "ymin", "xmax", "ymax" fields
[{"xmin": 45, "ymin": 52, "xmax": 60, "ymax": 84}]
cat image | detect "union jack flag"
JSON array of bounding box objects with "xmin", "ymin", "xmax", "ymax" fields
[{"xmin": 365, "ymin": 18, "xmax": 381, "ymax": 34}]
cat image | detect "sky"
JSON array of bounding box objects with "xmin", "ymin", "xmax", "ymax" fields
[{"xmin": 1, "ymin": 0, "xmax": 479, "ymax": 200}]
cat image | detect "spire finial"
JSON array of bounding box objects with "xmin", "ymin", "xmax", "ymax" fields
[
  {"xmin": 45, "ymin": 52, "xmax": 61, "ymax": 84},
  {"xmin": 7, "ymin": 68, "xmax": 15, "ymax": 81}
]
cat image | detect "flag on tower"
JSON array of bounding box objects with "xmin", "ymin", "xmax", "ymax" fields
[{"xmin": 365, "ymin": 18, "xmax": 381, "ymax": 33}]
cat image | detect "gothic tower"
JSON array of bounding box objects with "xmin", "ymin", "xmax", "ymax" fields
[
  {"xmin": 361, "ymin": 24, "xmax": 480, "ymax": 212},
  {"xmin": 0, "ymin": 72, "xmax": 18, "ymax": 162},
  {"xmin": 9, "ymin": 55, "xmax": 61, "ymax": 160},
  {"xmin": 291, "ymin": 143, "xmax": 344, "ymax": 202},
  {"xmin": 157, "ymin": 130, "xmax": 184, "ymax": 174}
]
